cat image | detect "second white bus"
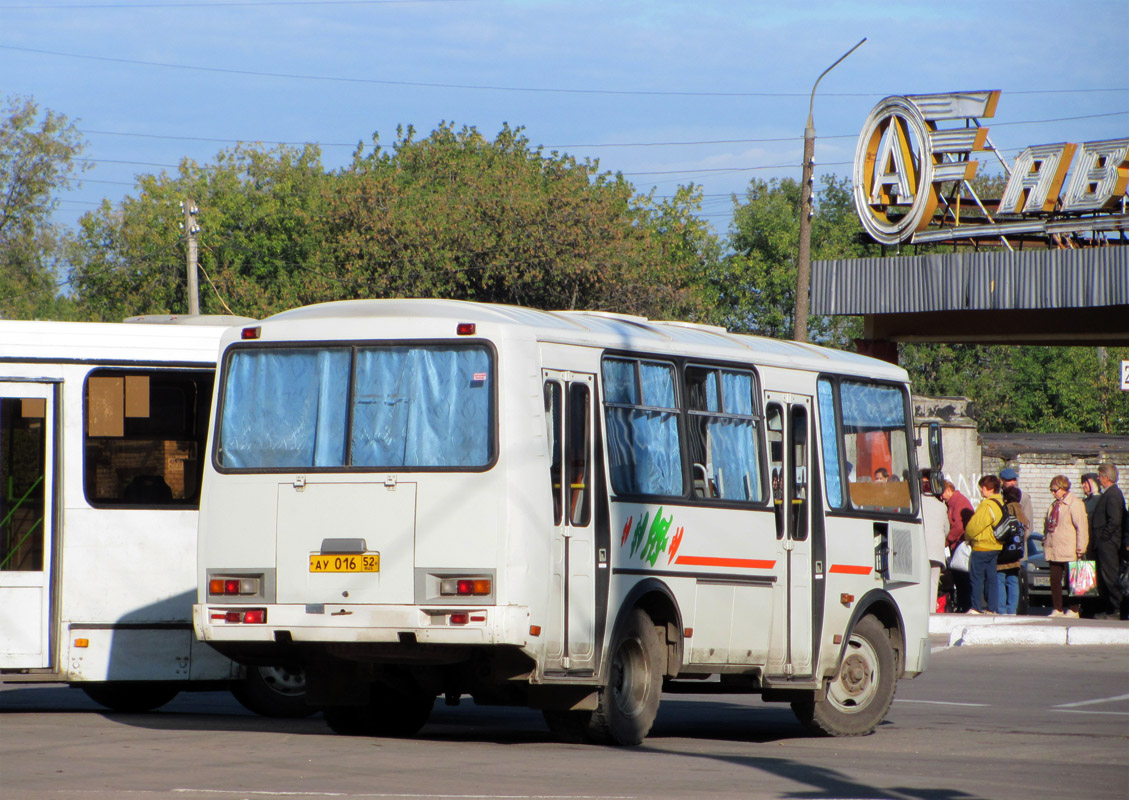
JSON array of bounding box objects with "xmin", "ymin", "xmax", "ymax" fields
[{"xmin": 194, "ymin": 299, "xmax": 942, "ymax": 744}]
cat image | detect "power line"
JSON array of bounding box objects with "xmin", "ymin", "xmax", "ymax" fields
[
  {"xmin": 0, "ymin": 0, "xmax": 466, "ymax": 8},
  {"xmin": 10, "ymin": 43, "xmax": 1126, "ymax": 100},
  {"xmin": 74, "ymin": 109, "xmax": 1128, "ymax": 157}
]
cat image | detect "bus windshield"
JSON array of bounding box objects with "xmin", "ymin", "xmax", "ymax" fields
[{"xmin": 216, "ymin": 344, "xmax": 493, "ymax": 470}]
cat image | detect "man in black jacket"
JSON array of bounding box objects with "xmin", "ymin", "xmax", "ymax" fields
[{"xmin": 1091, "ymin": 462, "xmax": 1126, "ymax": 619}]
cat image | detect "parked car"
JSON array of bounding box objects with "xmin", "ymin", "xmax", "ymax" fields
[{"xmin": 1018, "ymin": 532, "xmax": 1097, "ymax": 615}]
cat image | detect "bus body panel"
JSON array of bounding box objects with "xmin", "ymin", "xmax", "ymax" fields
[
  {"xmin": 0, "ymin": 320, "xmax": 243, "ymax": 685},
  {"xmin": 193, "ymin": 299, "xmax": 932, "ymax": 737}
]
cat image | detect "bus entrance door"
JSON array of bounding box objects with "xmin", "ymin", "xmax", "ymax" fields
[
  {"xmin": 0, "ymin": 382, "xmax": 57, "ymax": 670},
  {"xmin": 542, "ymin": 370, "xmax": 596, "ymax": 675},
  {"xmin": 765, "ymin": 393, "xmax": 813, "ymax": 679}
]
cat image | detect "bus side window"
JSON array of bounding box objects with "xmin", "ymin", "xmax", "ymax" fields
[
  {"xmin": 766, "ymin": 403, "xmax": 784, "ymax": 539},
  {"xmin": 544, "ymin": 382, "xmax": 563, "ymax": 526}
]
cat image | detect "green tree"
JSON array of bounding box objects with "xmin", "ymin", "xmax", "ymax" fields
[
  {"xmin": 324, "ymin": 123, "xmax": 712, "ymax": 319},
  {"xmin": 71, "ymin": 123, "xmax": 718, "ymax": 321},
  {"xmin": 0, "ymin": 94, "xmax": 87, "ymax": 319},
  {"xmin": 710, "ymin": 174, "xmax": 874, "ymax": 344},
  {"xmin": 70, "ymin": 143, "xmax": 330, "ymax": 321},
  {"xmin": 899, "ymin": 344, "xmax": 1129, "ymax": 434}
]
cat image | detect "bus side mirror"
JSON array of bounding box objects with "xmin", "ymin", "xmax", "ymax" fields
[
  {"xmin": 921, "ymin": 468, "xmax": 945, "ymax": 499},
  {"xmin": 927, "ymin": 422, "xmax": 943, "ymax": 471}
]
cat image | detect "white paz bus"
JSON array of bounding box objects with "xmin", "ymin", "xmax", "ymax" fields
[
  {"xmin": 0, "ymin": 318, "xmax": 307, "ymax": 716},
  {"xmin": 194, "ymin": 299, "xmax": 943, "ymax": 744}
]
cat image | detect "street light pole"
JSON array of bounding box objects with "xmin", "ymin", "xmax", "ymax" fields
[{"xmin": 794, "ymin": 37, "xmax": 866, "ymax": 343}]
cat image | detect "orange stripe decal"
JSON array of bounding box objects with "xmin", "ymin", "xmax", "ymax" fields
[
  {"xmin": 829, "ymin": 564, "xmax": 873, "ymax": 575},
  {"xmin": 675, "ymin": 556, "xmax": 776, "ymax": 569}
]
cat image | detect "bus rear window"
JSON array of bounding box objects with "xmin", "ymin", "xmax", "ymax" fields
[
  {"xmin": 83, "ymin": 369, "xmax": 213, "ymax": 507},
  {"xmin": 217, "ymin": 344, "xmax": 493, "ymax": 470}
]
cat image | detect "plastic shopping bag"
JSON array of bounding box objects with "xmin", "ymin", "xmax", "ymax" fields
[
  {"xmin": 1068, "ymin": 560, "xmax": 1098, "ymax": 597},
  {"xmin": 949, "ymin": 541, "xmax": 971, "ymax": 573}
]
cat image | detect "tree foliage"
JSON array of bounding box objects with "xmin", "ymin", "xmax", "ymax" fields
[
  {"xmin": 708, "ymin": 174, "xmax": 876, "ymax": 345},
  {"xmin": 68, "ymin": 124, "xmax": 714, "ymax": 322},
  {"xmin": 901, "ymin": 343, "xmax": 1129, "ymax": 434},
  {"xmin": 0, "ymin": 94, "xmax": 87, "ymax": 319}
]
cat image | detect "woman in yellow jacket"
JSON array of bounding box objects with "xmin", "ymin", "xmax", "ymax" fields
[{"xmin": 965, "ymin": 474, "xmax": 1004, "ymax": 614}]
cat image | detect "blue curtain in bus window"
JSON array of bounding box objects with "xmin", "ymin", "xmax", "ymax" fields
[
  {"xmin": 351, "ymin": 346, "xmax": 491, "ymax": 467},
  {"xmin": 603, "ymin": 359, "xmax": 682, "ymax": 496},
  {"xmin": 219, "ymin": 348, "xmax": 350, "ymax": 468},
  {"xmin": 605, "ymin": 408, "xmax": 682, "ymax": 496},
  {"xmin": 603, "ymin": 359, "xmax": 636, "ymax": 405},
  {"xmin": 840, "ymin": 381, "xmax": 905, "ymax": 430},
  {"xmin": 720, "ymin": 370, "xmax": 753, "ymax": 415},
  {"xmin": 817, "ymin": 379, "xmax": 844, "ymax": 509},
  {"xmin": 706, "ymin": 418, "xmax": 760, "ymax": 501}
]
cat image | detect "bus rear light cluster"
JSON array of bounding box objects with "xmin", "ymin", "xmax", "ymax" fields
[
  {"xmin": 449, "ymin": 613, "xmax": 486, "ymax": 625},
  {"xmin": 209, "ymin": 577, "xmax": 260, "ymax": 596},
  {"xmin": 211, "ymin": 609, "xmax": 267, "ymax": 624},
  {"xmin": 439, "ymin": 578, "xmax": 491, "ymax": 596}
]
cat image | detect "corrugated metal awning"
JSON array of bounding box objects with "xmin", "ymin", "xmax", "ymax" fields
[{"xmin": 812, "ymin": 248, "xmax": 1129, "ymax": 315}]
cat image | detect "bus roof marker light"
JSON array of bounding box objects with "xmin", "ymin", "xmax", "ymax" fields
[
  {"xmin": 456, "ymin": 322, "xmax": 476, "ymax": 335},
  {"xmin": 241, "ymin": 326, "xmax": 261, "ymax": 340}
]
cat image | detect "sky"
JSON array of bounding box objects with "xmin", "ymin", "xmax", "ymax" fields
[{"xmin": 3, "ymin": 0, "xmax": 1127, "ymax": 240}]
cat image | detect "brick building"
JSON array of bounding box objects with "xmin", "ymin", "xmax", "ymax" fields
[{"xmin": 980, "ymin": 434, "xmax": 1129, "ymax": 529}]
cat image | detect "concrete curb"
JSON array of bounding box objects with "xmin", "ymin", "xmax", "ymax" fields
[{"xmin": 929, "ymin": 613, "xmax": 1129, "ymax": 647}]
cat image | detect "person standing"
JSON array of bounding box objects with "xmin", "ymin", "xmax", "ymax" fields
[
  {"xmin": 1043, "ymin": 475, "xmax": 1089, "ymax": 618},
  {"xmin": 965, "ymin": 474, "xmax": 1004, "ymax": 614},
  {"xmin": 1079, "ymin": 472, "xmax": 1102, "ymax": 558},
  {"xmin": 1000, "ymin": 467, "xmax": 1035, "ymax": 541},
  {"xmin": 941, "ymin": 480, "xmax": 974, "ymax": 613},
  {"xmin": 996, "ymin": 485, "xmax": 1029, "ymax": 615},
  {"xmin": 1090, "ymin": 462, "xmax": 1125, "ymax": 620}
]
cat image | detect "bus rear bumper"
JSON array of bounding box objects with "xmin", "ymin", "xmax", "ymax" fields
[{"xmin": 193, "ymin": 603, "xmax": 532, "ymax": 648}]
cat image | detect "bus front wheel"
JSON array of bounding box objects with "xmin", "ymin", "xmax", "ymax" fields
[
  {"xmin": 587, "ymin": 608, "xmax": 664, "ymax": 746},
  {"xmin": 791, "ymin": 615, "xmax": 896, "ymax": 737}
]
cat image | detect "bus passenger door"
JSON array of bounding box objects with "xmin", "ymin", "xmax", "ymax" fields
[
  {"xmin": 765, "ymin": 393, "xmax": 813, "ymax": 678},
  {"xmin": 543, "ymin": 371, "xmax": 596, "ymax": 675},
  {"xmin": 0, "ymin": 382, "xmax": 57, "ymax": 670}
]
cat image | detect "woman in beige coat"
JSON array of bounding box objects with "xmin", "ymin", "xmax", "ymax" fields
[{"xmin": 1043, "ymin": 475, "xmax": 1089, "ymax": 617}]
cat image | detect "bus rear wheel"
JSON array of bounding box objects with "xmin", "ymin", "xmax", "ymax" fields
[
  {"xmin": 232, "ymin": 665, "xmax": 314, "ymax": 718},
  {"xmin": 586, "ymin": 608, "xmax": 664, "ymax": 746},
  {"xmin": 791, "ymin": 615, "xmax": 895, "ymax": 737},
  {"xmin": 81, "ymin": 682, "xmax": 179, "ymax": 713}
]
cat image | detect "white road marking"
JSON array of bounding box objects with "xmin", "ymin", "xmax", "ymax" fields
[
  {"xmin": 1052, "ymin": 692, "xmax": 1129, "ymax": 709},
  {"xmin": 172, "ymin": 792, "xmax": 636, "ymax": 799},
  {"xmin": 893, "ymin": 699, "xmax": 988, "ymax": 707}
]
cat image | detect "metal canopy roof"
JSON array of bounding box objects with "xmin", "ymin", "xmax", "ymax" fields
[{"xmin": 811, "ymin": 247, "xmax": 1129, "ymax": 345}]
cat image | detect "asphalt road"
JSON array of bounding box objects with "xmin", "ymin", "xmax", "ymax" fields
[{"xmin": 2, "ymin": 644, "xmax": 1127, "ymax": 800}]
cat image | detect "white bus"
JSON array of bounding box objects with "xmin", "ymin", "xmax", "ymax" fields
[
  {"xmin": 0, "ymin": 318, "xmax": 308, "ymax": 716},
  {"xmin": 194, "ymin": 299, "xmax": 943, "ymax": 744}
]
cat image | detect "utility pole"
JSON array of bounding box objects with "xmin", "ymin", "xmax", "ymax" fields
[
  {"xmin": 181, "ymin": 199, "xmax": 200, "ymax": 315},
  {"xmin": 794, "ymin": 38, "xmax": 866, "ymax": 343}
]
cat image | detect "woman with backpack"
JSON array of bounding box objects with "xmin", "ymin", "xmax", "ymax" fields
[
  {"xmin": 1044, "ymin": 475, "xmax": 1089, "ymax": 618},
  {"xmin": 996, "ymin": 485, "xmax": 1029, "ymax": 615},
  {"xmin": 965, "ymin": 474, "xmax": 1005, "ymax": 614}
]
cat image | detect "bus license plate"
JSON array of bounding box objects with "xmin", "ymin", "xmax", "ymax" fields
[{"xmin": 309, "ymin": 554, "xmax": 380, "ymax": 573}]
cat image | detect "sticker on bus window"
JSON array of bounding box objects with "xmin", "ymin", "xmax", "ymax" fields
[{"xmin": 472, "ymin": 372, "xmax": 488, "ymax": 383}]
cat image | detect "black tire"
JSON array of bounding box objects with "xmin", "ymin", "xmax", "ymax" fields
[
  {"xmin": 791, "ymin": 615, "xmax": 896, "ymax": 737},
  {"xmin": 81, "ymin": 682, "xmax": 179, "ymax": 713},
  {"xmin": 586, "ymin": 608, "xmax": 664, "ymax": 746},
  {"xmin": 232, "ymin": 665, "xmax": 314, "ymax": 718},
  {"xmin": 323, "ymin": 684, "xmax": 434, "ymax": 738}
]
